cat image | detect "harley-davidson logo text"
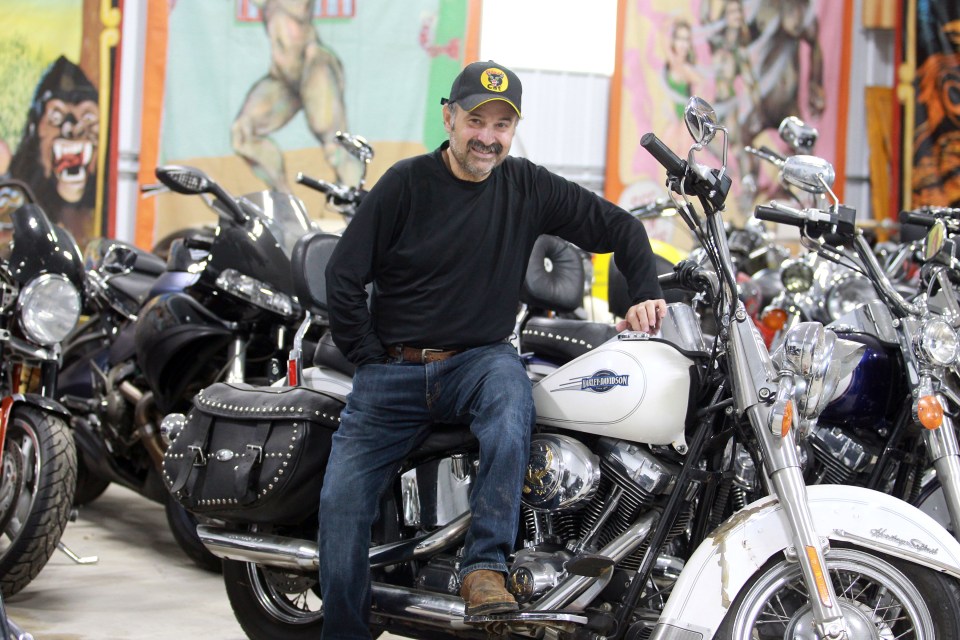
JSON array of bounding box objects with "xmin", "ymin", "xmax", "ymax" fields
[{"xmin": 580, "ymin": 370, "xmax": 629, "ymax": 393}]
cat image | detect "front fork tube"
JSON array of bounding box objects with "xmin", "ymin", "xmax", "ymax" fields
[
  {"xmin": 923, "ymin": 401, "xmax": 960, "ymax": 540},
  {"xmin": 729, "ymin": 315, "xmax": 849, "ymax": 638},
  {"xmin": 225, "ymin": 337, "xmax": 247, "ymax": 384},
  {"xmin": 748, "ymin": 403, "xmax": 848, "ymax": 639}
]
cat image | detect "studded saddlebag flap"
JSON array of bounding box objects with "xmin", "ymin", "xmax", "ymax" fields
[{"xmin": 161, "ymin": 382, "xmax": 342, "ymax": 524}]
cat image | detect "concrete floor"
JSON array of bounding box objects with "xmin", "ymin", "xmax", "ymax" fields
[{"xmin": 5, "ymin": 484, "xmax": 251, "ymax": 639}]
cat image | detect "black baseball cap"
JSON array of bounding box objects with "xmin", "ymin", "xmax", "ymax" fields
[{"xmin": 441, "ymin": 60, "xmax": 522, "ymax": 117}]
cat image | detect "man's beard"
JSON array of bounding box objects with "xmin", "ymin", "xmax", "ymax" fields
[{"xmin": 449, "ymin": 131, "xmax": 504, "ymax": 180}]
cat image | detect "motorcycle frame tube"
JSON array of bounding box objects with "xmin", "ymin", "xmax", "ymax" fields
[
  {"xmin": 924, "ymin": 404, "xmax": 960, "ymax": 540},
  {"xmin": 648, "ymin": 484, "xmax": 960, "ymax": 640},
  {"xmin": 710, "ymin": 211, "xmax": 848, "ymax": 635}
]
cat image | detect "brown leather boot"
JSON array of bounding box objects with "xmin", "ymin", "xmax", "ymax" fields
[{"xmin": 460, "ymin": 569, "xmax": 519, "ymax": 616}]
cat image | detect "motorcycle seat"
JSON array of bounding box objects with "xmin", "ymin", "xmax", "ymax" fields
[
  {"xmin": 410, "ymin": 424, "xmax": 477, "ymax": 461},
  {"xmin": 521, "ymin": 315, "xmax": 617, "ymax": 365},
  {"xmin": 313, "ymin": 330, "xmax": 356, "ymax": 376}
]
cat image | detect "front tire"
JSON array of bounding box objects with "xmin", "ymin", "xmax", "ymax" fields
[
  {"xmin": 716, "ymin": 547, "xmax": 960, "ymax": 639},
  {"xmin": 0, "ymin": 407, "xmax": 77, "ymax": 597}
]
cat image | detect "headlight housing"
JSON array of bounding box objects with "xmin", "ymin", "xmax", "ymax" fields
[
  {"xmin": 915, "ymin": 318, "xmax": 960, "ymax": 366},
  {"xmin": 825, "ymin": 273, "xmax": 875, "ymax": 321},
  {"xmin": 780, "ymin": 259, "xmax": 814, "ymax": 294},
  {"xmin": 18, "ymin": 273, "xmax": 82, "ymax": 345},
  {"xmin": 775, "ymin": 322, "xmax": 865, "ymax": 431},
  {"xmin": 215, "ymin": 268, "xmax": 296, "ymax": 319}
]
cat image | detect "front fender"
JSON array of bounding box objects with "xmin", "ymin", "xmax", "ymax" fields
[{"xmin": 650, "ymin": 484, "xmax": 960, "ymax": 640}]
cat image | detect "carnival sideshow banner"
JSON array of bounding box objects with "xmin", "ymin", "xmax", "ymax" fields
[
  {"xmin": 909, "ymin": 0, "xmax": 960, "ymax": 208},
  {"xmin": 143, "ymin": 0, "xmax": 476, "ymax": 244},
  {"xmin": 0, "ymin": 0, "xmax": 117, "ymax": 250},
  {"xmin": 606, "ymin": 0, "xmax": 849, "ymax": 248}
]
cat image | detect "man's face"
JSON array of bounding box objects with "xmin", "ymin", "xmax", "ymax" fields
[
  {"xmin": 37, "ymin": 97, "xmax": 99, "ymax": 204},
  {"xmin": 443, "ymin": 100, "xmax": 517, "ymax": 181}
]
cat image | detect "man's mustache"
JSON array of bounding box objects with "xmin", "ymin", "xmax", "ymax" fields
[{"xmin": 469, "ymin": 140, "xmax": 503, "ymax": 155}]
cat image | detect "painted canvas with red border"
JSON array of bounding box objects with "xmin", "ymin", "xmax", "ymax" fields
[{"xmin": 605, "ymin": 0, "xmax": 851, "ymax": 249}]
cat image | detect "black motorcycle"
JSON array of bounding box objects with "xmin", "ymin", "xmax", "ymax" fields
[
  {"xmin": 57, "ymin": 166, "xmax": 312, "ymax": 570},
  {"xmin": 0, "ymin": 180, "xmax": 82, "ymax": 597}
]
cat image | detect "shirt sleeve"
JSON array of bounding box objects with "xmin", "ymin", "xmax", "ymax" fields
[
  {"xmin": 531, "ymin": 165, "xmax": 664, "ymax": 303},
  {"xmin": 324, "ymin": 169, "xmax": 405, "ymax": 365}
]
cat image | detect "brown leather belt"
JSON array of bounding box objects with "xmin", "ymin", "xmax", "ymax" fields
[{"xmin": 388, "ymin": 345, "xmax": 464, "ymax": 364}]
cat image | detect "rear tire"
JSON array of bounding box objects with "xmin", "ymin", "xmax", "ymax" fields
[
  {"xmin": 716, "ymin": 546, "xmax": 960, "ymax": 639},
  {"xmin": 72, "ymin": 449, "xmax": 111, "ymax": 506},
  {"xmin": 222, "ymin": 559, "xmax": 326, "ymax": 640},
  {"xmin": 0, "ymin": 407, "xmax": 77, "ymax": 597},
  {"xmin": 163, "ymin": 495, "xmax": 222, "ymax": 573}
]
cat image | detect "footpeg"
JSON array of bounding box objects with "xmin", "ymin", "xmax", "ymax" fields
[{"xmin": 464, "ymin": 609, "xmax": 588, "ymax": 633}]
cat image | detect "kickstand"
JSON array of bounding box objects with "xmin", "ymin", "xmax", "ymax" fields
[
  {"xmin": 56, "ymin": 507, "xmax": 98, "ymax": 565},
  {"xmin": 56, "ymin": 541, "xmax": 98, "ymax": 565}
]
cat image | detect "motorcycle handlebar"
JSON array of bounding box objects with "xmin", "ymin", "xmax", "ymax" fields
[
  {"xmin": 640, "ymin": 133, "xmax": 686, "ymax": 178},
  {"xmin": 898, "ymin": 209, "xmax": 957, "ymax": 229},
  {"xmin": 755, "ymin": 205, "xmax": 802, "ymax": 227}
]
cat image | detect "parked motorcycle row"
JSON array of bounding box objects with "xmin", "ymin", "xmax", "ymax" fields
[{"xmin": 5, "ymin": 100, "xmax": 960, "ymax": 640}]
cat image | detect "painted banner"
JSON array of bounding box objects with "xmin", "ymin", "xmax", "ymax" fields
[
  {"xmin": 908, "ymin": 0, "xmax": 960, "ymax": 208},
  {"xmin": 0, "ymin": 0, "xmax": 119, "ymax": 250},
  {"xmin": 140, "ymin": 0, "xmax": 478, "ymax": 246},
  {"xmin": 605, "ymin": 0, "xmax": 850, "ymax": 248}
]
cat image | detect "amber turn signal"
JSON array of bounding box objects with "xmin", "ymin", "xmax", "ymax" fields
[
  {"xmin": 781, "ymin": 400, "xmax": 794, "ymax": 438},
  {"xmin": 762, "ymin": 308, "xmax": 789, "ymax": 331},
  {"xmin": 917, "ymin": 395, "xmax": 943, "ymax": 430}
]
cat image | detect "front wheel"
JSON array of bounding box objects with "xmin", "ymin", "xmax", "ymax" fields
[
  {"xmin": 716, "ymin": 547, "xmax": 960, "ymax": 639},
  {"xmin": 0, "ymin": 406, "xmax": 77, "ymax": 597},
  {"xmin": 222, "ymin": 559, "xmax": 325, "ymax": 640}
]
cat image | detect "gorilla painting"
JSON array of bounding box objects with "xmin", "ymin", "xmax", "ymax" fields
[{"xmin": 8, "ymin": 55, "xmax": 99, "ymax": 247}]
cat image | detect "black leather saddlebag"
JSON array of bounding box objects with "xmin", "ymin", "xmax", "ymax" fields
[{"xmin": 162, "ymin": 382, "xmax": 342, "ymax": 524}]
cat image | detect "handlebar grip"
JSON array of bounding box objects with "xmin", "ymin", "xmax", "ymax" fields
[
  {"xmin": 640, "ymin": 133, "xmax": 686, "ymax": 178},
  {"xmin": 296, "ymin": 173, "xmax": 335, "ymax": 194},
  {"xmin": 898, "ymin": 209, "xmax": 940, "ymax": 228},
  {"xmin": 755, "ymin": 205, "xmax": 802, "ymax": 227},
  {"xmin": 759, "ymin": 145, "xmax": 785, "ymax": 163}
]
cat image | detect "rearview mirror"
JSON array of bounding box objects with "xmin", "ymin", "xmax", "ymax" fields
[
  {"xmin": 155, "ymin": 165, "xmax": 213, "ymax": 196},
  {"xmin": 684, "ymin": 97, "xmax": 719, "ymax": 146},
  {"xmin": 780, "ymin": 155, "xmax": 836, "ymax": 194}
]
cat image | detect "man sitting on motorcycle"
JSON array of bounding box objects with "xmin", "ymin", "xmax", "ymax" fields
[{"xmin": 321, "ymin": 59, "xmax": 666, "ymax": 637}]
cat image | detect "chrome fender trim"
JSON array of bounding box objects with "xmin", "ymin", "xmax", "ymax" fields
[{"xmin": 648, "ymin": 484, "xmax": 960, "ymax": 640}]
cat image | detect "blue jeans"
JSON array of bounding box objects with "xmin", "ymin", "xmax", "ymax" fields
[{"xmin": 318, "ymin": 342, "xmax": 535, "ymax": 639}]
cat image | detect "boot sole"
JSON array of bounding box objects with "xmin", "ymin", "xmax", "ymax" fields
[{"xmin": 464, "ymin": 600, "xmax": 520, "ymax": 616}]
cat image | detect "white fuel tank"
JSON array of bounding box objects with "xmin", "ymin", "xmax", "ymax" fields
[{"xmin": 532, "ymin": 335, "xmax": 694, "ymax": 449}]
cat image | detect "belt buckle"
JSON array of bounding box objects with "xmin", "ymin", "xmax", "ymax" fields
[{"xmin": 420, "ymin": 348, "xmax": 443, "ymax": 363}]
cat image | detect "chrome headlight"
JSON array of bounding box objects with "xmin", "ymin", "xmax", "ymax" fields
[
  {"xmin": 780, "ymin": 259, "xmax": 814, "ymax": 294},
  {"xmin": 776, "ymin": 322, "xmax": 865, "ymax": 423},
  {"xmin": 215, "ymin": 268, "xmax": 296, "ymax": 318},
  {"xmin": 18, "ymin": 273, "xmax": 82, "ymax": 345},
  {"xmin": 825, "ymin": 274, "xmax": 875, "ymax": 321},
  {"xmin": 915, "ymin": 318, "xmax": 960, "ymax": 366}
]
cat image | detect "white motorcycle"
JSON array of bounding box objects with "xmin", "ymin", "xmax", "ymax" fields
[{"xmin": 160, "ymin": 98, "xmax": 960, "ymax": 639}]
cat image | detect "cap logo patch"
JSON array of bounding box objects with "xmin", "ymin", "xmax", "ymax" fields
[{"xmin": 481, "ymin": 68, "xmax": 508, "ymax": 93}]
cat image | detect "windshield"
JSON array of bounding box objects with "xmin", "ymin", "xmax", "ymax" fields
[{"xmin": 241, "ymin": 191, "xmax": 315, "ymax": 257}]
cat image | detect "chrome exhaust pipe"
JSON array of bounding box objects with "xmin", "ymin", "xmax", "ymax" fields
[
  {"xmin": 197, "ymin": 525, "xmax": 318, "ymax": 571},
  {"xmin": 197, "ymin": 512, "xmax": 470, "ymax": 572},
  {"xmin": 370, "ymin": 582, "xmax": 469, "ymax": 629}
]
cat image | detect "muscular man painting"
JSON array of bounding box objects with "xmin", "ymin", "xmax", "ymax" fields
[
  {"xmin": 8, "ymin": 56, "xmax": 99, "ymax": 247},
  {"xmin": 231, "ymin": 0, "xmax": 357, "ymax": 192}
]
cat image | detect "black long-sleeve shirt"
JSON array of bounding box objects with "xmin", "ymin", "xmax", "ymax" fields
[{"xmin": 325, "ymin": 142, "xmax": 663, "ymax": 366}]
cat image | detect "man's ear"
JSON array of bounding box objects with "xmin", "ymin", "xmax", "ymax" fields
[{"xmin": 442, "ymin": 105, "xmax": 454, "ymax": 133}]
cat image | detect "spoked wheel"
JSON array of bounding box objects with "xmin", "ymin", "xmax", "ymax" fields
[
  {"xmin": 222, "ymin": 559, "xmax": 325, "ymax": 640},
  {"xmin": 717, "ymin": 547, "xmax": 960, "ymax": 639},
  {"xmin": 0, "ymin": 407, "xmax": 77, "ymax": 597}
]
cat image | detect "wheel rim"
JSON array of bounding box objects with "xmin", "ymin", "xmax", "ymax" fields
[
  {"xmin": 244, "ymin": 562, "xmax": 324, "ymax": 625},
  {"xmin": 0, "ymin": 420, "xmax": 41, "ymax": 558},
  {"xmin": 730, "ymin": 549, "xmax": 936, "ymax": 639}
]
